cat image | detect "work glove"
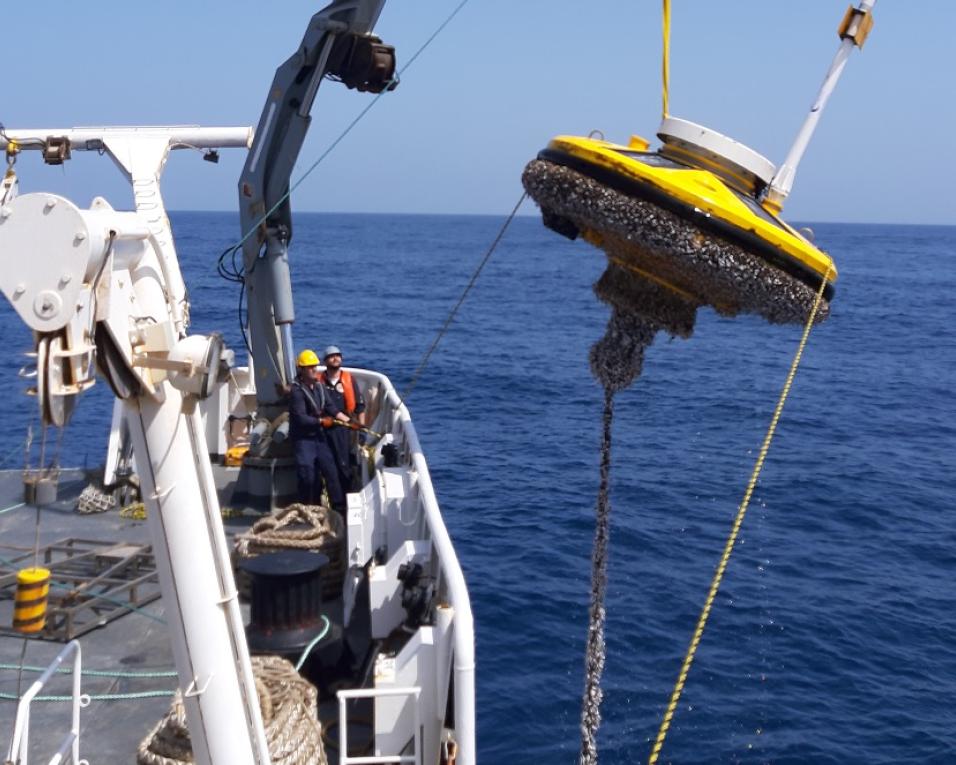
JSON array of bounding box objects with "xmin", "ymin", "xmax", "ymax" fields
[{"xmin": 320, "ymin": 416, "xmax": 334, "ymax": 428}]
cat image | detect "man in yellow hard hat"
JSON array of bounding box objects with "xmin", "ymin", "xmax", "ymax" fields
[{"xmin": 288, "ymin": 349, "xmax": 351, "ymax": 511}]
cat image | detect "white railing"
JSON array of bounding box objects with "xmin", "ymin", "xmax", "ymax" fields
[
  {"xmin": 5, "ymin": 640, "xmax": 90, "ymax": 765},
  {"xmin": 0, "ymin": 126, "xmax": 253, "ymax": 152},
  {"xmin": 352, "ymin": 369, "xmax": 476, "ymax": 765},
  {"xmin": 337, "ymin": 686, "xmax": 422, "ymax": 765}
]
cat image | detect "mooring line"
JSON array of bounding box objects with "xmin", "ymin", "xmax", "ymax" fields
[{"xmin": 648, "ymin": 269, "xmax": 831, "ymax": 764}]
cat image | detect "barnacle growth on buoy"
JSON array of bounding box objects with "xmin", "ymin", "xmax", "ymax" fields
[{"xmin": 523, "ymin": 125, "xmax": 835, "ymax": 390}]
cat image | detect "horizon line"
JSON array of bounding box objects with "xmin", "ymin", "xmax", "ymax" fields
[{"xmin": 166, "ymin": 209, "xmax": 955, "ymax": 228}]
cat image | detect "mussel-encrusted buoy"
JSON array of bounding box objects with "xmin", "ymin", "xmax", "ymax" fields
[{"xmin": 523, "ymin": 132, "xmax": 836, "ymax": 765}]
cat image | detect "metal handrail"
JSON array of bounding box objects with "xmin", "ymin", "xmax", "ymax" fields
[
  {"xmin": 338, "ymin": 686, "xmax": 422, "ymax": 765},
  {"xmin": 351, "ymin": 369, "xmax": 475, "ymax": 765},
  {"xmin": 5, "ymin": 639, "xmax": 89, "ymax": 765}
]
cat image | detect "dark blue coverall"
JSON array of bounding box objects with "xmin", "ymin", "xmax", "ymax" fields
[
  {"xmin": 289, "ymin": 380, "xmax": 345, "ymax": 511},
  {"xmin": 321, "ymin": 374, "xmax": 366, "ymax": 493}
]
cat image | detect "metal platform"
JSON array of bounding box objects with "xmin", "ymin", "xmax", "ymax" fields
[{"xmin": 0, "ymin": 537, "xmax": 160, "ymax": 641}]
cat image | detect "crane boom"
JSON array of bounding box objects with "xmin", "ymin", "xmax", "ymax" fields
[{"xmin": 238, "ymin": 0, "xmax": 394, "ymax": 413}]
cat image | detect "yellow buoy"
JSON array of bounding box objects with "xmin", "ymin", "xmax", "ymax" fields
[{"xmin": 13, "ymin": 567, "xmax": 50, "ymax": 634}]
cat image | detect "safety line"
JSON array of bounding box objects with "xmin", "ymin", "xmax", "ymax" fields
[
  {"xmin": 0, "ymin": 502, "xmax": 25, "ymax": 516},
  {"xmin": 648, "ymin": 269, "xmax": 831, "ymax": 764},
  {"xmin": 0, "ymin": 662, "xmax": 176, "ymax": 679},
  {"xmin": 295, "ymin": 615, "xmax": 331, "ymax": 671},
  {"xmin": 400, "ymin": 192, "xmax": 527, "ymax": 402},
  {"xmin": 0, "ymin": 689, "xmax": 175, "ymax": 702},
  {"xmin": 0, "ymin": 440, "xmax": 25, "ymax": 469},
  {"xmin": 232, "ymin": 0, "xmax": 472, "ymax": 252}
]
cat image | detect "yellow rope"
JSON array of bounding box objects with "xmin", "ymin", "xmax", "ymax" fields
[
  {"xmin": 647, "ymin": 269, "xmax": 832, "ymax": 765},
  {"xmin": 661, "ymin": 0, "xmax": 671, "ymax": 121},
  {"xmin": 120, "ymin": 501, "xmax": 147, "ymax": 520}
]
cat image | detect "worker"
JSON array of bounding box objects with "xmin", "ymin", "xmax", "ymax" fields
[
  {"xmin": 289, "ymin": 349, "xmax": 351, "ymax": 513},
  {"xmin": 319, "ymin": 345, "xmax": 366, "ymax": 492}
]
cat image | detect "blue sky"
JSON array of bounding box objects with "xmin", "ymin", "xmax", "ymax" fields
[{"xmin": 2, "ymin": 1, "xmax": 954, "ymax": 225}]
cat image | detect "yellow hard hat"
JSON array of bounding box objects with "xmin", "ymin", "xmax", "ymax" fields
[{"xmin": 296, "ymin": 349, "xmax": 320, "ymax": 368}]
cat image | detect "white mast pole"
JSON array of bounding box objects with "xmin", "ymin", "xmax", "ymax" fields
[{"xmin": 765, "ymin": 0, "xmax": 876, "ymax": 211}]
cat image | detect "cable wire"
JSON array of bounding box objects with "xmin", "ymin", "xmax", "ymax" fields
[
  {"xmin": 400, "ymin": 192, "xmax": 526, "ymax": 402},
  {"xmin": 662, "ymin": 0, "xmax": 671, "ymax": 121}
]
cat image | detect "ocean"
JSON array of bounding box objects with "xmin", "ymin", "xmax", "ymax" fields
[{"xmin": 0, "ymin": 213, "xmax": 954, "ymax": 763}]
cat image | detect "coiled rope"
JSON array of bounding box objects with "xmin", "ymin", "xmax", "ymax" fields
[
  {"xmin": 137, "ymin": 655, "xmax": 325, "ymax": 765},
  {"xmin": 647, "ymin": 268, "xmax": 831, "ymax": 764},
  {"xmin": 235, "ymin": 502, "xmax": 346, "ymax": 599}
]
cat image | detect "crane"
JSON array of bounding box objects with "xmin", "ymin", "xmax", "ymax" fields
[
  {"xmin": 232, "ymin": 0, "xmax": 396, "ymax": 510},
  {"xmin": 0, "ymin": 2, "xmax": 402, "ymax": 762}
]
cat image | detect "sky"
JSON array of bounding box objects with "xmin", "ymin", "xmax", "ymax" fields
[{"xmin": 2, "ymin": 1, "xmax": 954, "ymax": 225}]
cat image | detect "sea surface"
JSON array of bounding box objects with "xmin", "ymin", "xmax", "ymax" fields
[{"xmin": 0, "ymin": 213, "xmax": 954, "ymax": 763}]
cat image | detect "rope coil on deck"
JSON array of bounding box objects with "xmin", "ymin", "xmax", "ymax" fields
[
  {"xmin": 137, "ymin": 655, "xmax": 326, "ymax": 765},
  {"xmin": 235, "ymin": 503, "xmax": 346, "ymax": 599}
]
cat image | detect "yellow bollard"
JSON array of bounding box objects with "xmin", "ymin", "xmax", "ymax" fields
[{"xmin": 13, "ymin": 567, "xmax": 50, "ymax": 634}]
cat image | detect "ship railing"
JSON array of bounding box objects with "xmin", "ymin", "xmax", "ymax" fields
[
  {"xmin": 5, "ymin": 639, "xmax": 89, "ymax": 765},
  {"xmin": 351, "ymin": 369, "xmax": 476, "ymax": 765},
  {"xmin": 337, "ymin": 686, "xmax": 422, "ymax": 765}
]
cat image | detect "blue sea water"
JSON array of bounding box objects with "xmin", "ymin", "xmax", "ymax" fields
[{"xmin": 0, "ymin": 212, "xmax": 954, "ymax": 763}]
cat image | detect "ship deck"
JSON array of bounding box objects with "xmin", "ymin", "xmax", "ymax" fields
[
  {"xmin": 0, "ymin": 469, "xmax": 175, "ymax": 762},
  {"xmin": 0, "ymin": 467, "xmax": 360, "ymax": 764}
]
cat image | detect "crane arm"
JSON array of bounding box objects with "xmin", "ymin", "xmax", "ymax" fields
[{"xmin": 238, "ymin": 0, "xmax": 394, "ymax": 411}]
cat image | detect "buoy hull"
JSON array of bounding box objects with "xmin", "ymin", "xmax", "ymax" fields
[{"xmin": 522, "ymin": 156, "xmax": 832, "ymax": 326}]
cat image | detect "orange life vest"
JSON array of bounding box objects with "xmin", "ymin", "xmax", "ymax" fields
[{"xmin": 320, "ymin": 370, "xmax": 356, "ymax": 415}]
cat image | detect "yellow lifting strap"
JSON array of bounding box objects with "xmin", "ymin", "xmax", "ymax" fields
[
  {"xmin": 661, "ymin": 0, "xmax": 671, "ymax": 121},
  {"xmin": 647, "ymin": 266, "xmax": 833, "ymax": 765}
]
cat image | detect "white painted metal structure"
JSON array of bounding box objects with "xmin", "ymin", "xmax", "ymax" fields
[
  {"xmin": 0, "ymin": 129, "xmax": 271, "ymax": 765},
  {"xmin": 0, "ymin": 126, "xmax": 253, "ymax": 484},
  {"xmin": 338, "ymin": 687, "xmax": 422, "ymax": 765},
  {"xmin": 767, "ymin": 0, "xmax": 876, "ymax": 207},
  {"xmin": 5, "ymin": 640, "xmax": 87, "ymax": 765},
  {"xmin": 344, "ymin": 370, "xmax": 476, "ymax": 765},
  {"xmin": 0, "ymin": 127, "xmax": 476, "ymax": 765},
  {"xmin": 657, "ymin": 116, "xmax": 777, "ymax": 194}
]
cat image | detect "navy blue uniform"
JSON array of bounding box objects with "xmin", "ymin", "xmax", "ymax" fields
[
  {"xmin": 321, "ymin": 373, "xmax": 365, "ymax": 493},
  {"xmin": 289, "ymin": 381, "xmax": 345, "ymax": 511}
]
